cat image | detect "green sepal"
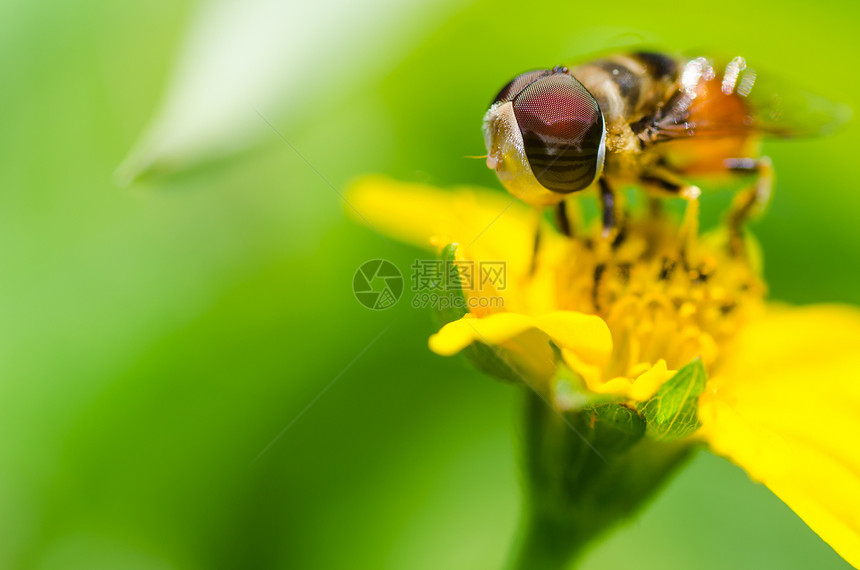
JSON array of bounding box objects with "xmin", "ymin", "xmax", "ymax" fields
[
  {"xmin": 434, "ymin": 243, "xmax": 520, "ymax": 383},
  {"xmin": 637, "ymin": 358, "xmax": 707, "ymax": 440},
  {"xmin": 549, "ymin": 353, "xmax": 621, "ymax": 410},
  {"xmin": 576, "ymin": 402, "xmax": 646, "ymax": 454},
  {"xmin": 433, "ymin": 243, "xmax": 470, "ymax": 325},
  {"xmin": 549, "ymin": 363, "xmax": 592, "ymax": 411},
  {"xmin": 464, "ymin": 342, "xmax": 522, "ymax": 383}
]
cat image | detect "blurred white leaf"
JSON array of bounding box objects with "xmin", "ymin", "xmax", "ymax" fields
[{"xmin": 116, "ymin": 0, "xmax": 454, "ymax": 184}]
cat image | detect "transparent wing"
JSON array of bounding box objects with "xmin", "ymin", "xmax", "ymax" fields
[{"xmin": 646, "ymin": 55, "xmax": 851, "ymax": 142}]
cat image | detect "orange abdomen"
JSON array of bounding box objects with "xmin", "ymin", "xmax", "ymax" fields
[{"xmin": 661, "ymin": 77, "xmax": 761, "ymax": 174}]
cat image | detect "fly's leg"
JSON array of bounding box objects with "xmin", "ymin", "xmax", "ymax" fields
[
  {"xmin": 647, "ymin": 195, "xmax": 663, "ymax": 219},
  {"xmin": 534, "ymin": 200, "xmax": 578, "ymax": 273},
  {"xmin": 598, "ymin": 178, "xmax": 627, "ymax": 244},
  {"xmin": 724, "ymin": 157, "xmax": 773, "ymax": 256},
  {"xmin": 555, "ymin": 200, "xmax": 573, "ymax": 237},
  {"xmin": 640, "ymin": 166, "xmax": 702, "ymax": 200},
  {"xmin": 640, "ymin": 166, "xmax": 702, "ymax": 265},
  {"xmin": 599, "ymin": 178, "xmax": 615, "ymax": 236},
  {"xmin": 530, "ymin": 207, "xmax": 543, "ymax": 275}
]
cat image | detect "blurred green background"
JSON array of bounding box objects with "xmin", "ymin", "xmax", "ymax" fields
[{"xmin": 2, "ymin": 0, "xmax": 858, "ymax": 568}]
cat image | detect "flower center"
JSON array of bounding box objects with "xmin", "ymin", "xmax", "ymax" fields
[{"xmin": 549, "ymin": 200, "xmax": 765, "ymax": 377}]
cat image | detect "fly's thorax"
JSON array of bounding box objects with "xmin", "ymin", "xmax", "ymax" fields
[
  {"xmin": 571, "ymin": 53, "xmax": 681, "ymax": 130},
  {"xmin": 600, "ymin": 138, "xmax": 647, "ymax": 184}
]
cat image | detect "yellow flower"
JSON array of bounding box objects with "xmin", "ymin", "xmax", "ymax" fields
[{"xmin": 348, "ymin": 175, "xmax": 860, "ymax": 567}]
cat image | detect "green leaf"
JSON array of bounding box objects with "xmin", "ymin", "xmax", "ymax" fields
[{"xmin": 637, "ymin": 358, "xmax": 707, "ymax": 440}]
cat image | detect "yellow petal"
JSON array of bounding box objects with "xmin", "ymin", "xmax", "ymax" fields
[
  {"xmin": 531, "ymin": 311, "xmax": 613, "ymax": 368},
  {"xmin": 628, "ymin": 359, "xmax": 673, "ymax": 401},
  {"xmin": 429, "ymin": 313, "xmax": 538, "ymax": 357},
  {"xmin": 429, "ymin": 311, "xmax": 613, "ymax": 382},
  {"xmin": 699, "ymin": 304, "xmax": 860, "ymax": 567},
  {"xmin": 566, "ymin": 356, "xmax": 671, "ymax": 401},
  {"xmin": 347, "ymin": 175, "xmax": 535, "ymax": 279}
]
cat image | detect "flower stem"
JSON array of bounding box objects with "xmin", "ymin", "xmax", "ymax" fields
[
  {"xmin": 505, "ymin": 512, "xmax": 589, "ymax": 570},
  {"xmin": 505, "ymin": 390, "xmax": 695, "ymax": 569}
]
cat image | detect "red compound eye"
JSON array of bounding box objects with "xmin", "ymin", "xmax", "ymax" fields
[
  {"xmin": 511, "ymin": 72, "xmax": 604, "ymax": 193},
  {"xmin": 491, "ymin": 69, "xmax": 552, "ymax": 106}
]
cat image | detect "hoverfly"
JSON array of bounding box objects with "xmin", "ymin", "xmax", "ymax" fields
[{"xmin": 482, "ymin": 51, "xmax": 847, "ymax": 247}]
